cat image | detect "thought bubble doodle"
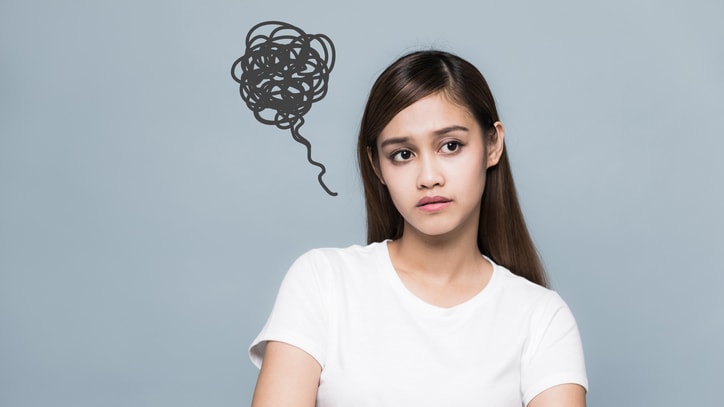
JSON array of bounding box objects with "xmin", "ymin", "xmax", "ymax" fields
[{"xmin": 231, "ymin": 20, "xmax": 337, "ymax": 196}]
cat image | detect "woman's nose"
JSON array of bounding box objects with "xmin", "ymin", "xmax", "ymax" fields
[{"xmin": 417, "ymin": 155, "xmax": 444, "ymax": 189}]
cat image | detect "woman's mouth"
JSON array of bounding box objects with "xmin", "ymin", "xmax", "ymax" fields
[{"xmin": 417, "ymin": 196, "xmax": 452, "ymax": 212}]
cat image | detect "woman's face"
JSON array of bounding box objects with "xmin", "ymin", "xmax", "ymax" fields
[{"xmin": 373, "ymin": 92, "xmax": 503, "ymax": 242}]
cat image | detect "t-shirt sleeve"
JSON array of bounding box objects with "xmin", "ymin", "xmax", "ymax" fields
[
  {"xmin": 521, "ymin": 291, "xmax": 588, "ymax": 405},
  {"xmin": 248, "ymin": 250, "xmax": 330, "ymax": 369}
]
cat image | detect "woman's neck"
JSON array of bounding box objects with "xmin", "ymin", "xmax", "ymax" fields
[
  {"xmin": 387, "ymin": 232, "xmax": 492, "ymax": 308},
  {"xmin": 388, "ymin": 226, "xmax": 488, "ymax": 285}
]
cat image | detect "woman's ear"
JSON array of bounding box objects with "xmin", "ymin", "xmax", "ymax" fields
[
  {"xmin": 486, "ymin": 121, "xmax": 505, "ymax": 168},
  {"xmin": 367, "ymin": 147, "xmax": 386, "ymax": 185}
]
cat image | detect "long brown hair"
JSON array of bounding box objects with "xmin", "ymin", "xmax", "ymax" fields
[{"xmin": 357, "ymin": 50, "xmax": 548, "ymax": 287}]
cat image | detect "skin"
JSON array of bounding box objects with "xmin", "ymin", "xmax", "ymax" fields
[
  {"xmin": 251, "ymin": 93, "xmax": 585, "ymax": 407},
  {"xmin": 372, "ymin": 93, "xmax": 499, "ymax": 308},
  {"xmin": 251, "ymin": 341, "xmax": 321, "ymax": 407}
]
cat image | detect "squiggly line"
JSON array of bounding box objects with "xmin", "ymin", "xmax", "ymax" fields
[
  {"xmin": 291, "ymin": 118, "xmax": 336, "ymax": 196},
  {"xmin": 231, "ymin": 20, "xmax": 337, "ymax": 196}
]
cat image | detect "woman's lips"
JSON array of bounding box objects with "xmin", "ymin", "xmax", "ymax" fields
[{"xmin": 417, "ymin": 196, "xmax": 452, "ymax": 212}]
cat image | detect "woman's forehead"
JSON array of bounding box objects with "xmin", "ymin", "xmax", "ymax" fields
[{"xmin": 378, "ymin": 93, "xmax": 478, "ymax": 142}]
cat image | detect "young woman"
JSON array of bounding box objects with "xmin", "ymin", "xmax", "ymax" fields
[{"xmin": 249, "ymin": 50, "xmax": 588, "ymax": 406}]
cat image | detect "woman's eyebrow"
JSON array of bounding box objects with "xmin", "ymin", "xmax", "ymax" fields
[
  {"xmin": 379, "ymin": 125, "xmax": 470, "ymax": 149},
  {"xmin": 379, "ymin": 137, "xmax": 409, "ymax": 149},
  {"xmin": 433, "ymin": 125, "xmax": 469, "ymax": 136}
]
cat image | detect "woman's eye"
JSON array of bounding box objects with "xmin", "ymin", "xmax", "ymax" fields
[
  {"xmin": 441, "ymin": 141, "xmax": 462, "ymax": 153},
  {"xmin": 391, "ymin": 150, "xmax": 413, "ymax": 161}
]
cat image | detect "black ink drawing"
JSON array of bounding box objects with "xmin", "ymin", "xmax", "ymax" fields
[{"xmin": 231, "ymin": 21, "xmax": 337, "ymax": 196}]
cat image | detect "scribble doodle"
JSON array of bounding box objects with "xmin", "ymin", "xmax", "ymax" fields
[{"xmin": 231, "ymin": 21, "xmax": 337, "ymax": 196}]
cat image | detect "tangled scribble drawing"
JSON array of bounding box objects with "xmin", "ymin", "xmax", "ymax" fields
[{"xmin": 231, "ymin": 21, "xmax": 337, "ymax": 196}]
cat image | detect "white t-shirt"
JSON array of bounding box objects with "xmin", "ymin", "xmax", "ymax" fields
[{"xmin": 250, "ymin": 241, "xmax": 587, "ymax": 406}]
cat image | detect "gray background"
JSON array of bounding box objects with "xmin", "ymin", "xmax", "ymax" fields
[{"xmin": 1, "ymin": 0, "xmax": 722, "ymax": 405}]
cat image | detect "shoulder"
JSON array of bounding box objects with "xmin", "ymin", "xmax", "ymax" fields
[
  {"xmin": 292, "ymin": 241, "xmax": 384, "ymax": 269},
  {"xmin": 494, "ymin": 263, "xmax": 558, "ymax": 303},
  {"xmin": 300, "ymin": 241, "xmax": 385, "ymax": 263},
  {"xmin": 490, "ymin": 262, "xmax": 572, "ymax": 322},
  {"xmin": 493, "ymin": 264, "xmax": 581, "ymax": 347},
  {"xmin": 284, "ymin": 241, "xmax": 387, "ymax": 284}
]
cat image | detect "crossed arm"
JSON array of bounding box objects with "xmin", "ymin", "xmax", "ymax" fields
[{"xmin": 251, "ymin": 341, "xmax": 586, "ymax": 407}]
